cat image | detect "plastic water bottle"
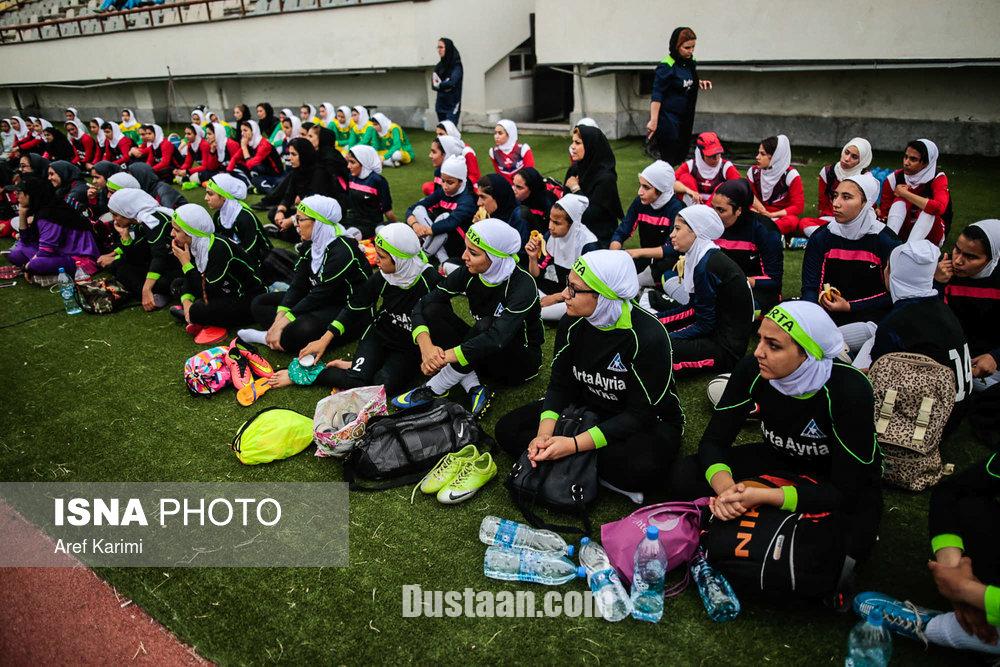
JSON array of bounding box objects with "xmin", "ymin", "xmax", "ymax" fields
[
  {"xmin": 57, "ymin": 268, "xmax": 82, "ymax": 315},
  {"xmin": 578, "ymin": 536, "xmax": 631, "ymax": 622},
  {"xmin": 630, "ymin": 526, "xmax": 667, "ymax": 622},
  {"xmin": 479, "ymin": 516, "xmax": 575, "ymax": 556},
  {"xmin": 845, "ymin": 609, "xmax": 893, "ymax": 667},
  {"xmin": 483, "ymin": 546, "xmax": 582, "ymax": 585},
  {"xmin": 690, "ymin": 548, "xmax": 741, "ymax": 622}
]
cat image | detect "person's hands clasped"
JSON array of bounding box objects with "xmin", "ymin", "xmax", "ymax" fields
[
  {"xmin": 420, "ymin": 344, "xmax": 447, "ymax": 375},
  {"xmin": 710, "ymin": 482, "xmax": 748, "ymax": 520},
  {"xmin": 528, "ymin": 435, "xmax": 576, "ymax": 467}
]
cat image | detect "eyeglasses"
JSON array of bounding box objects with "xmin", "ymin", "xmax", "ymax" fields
[{"xmin": 564, "ymin": 283, "xmax": 597, "ymax": 299}]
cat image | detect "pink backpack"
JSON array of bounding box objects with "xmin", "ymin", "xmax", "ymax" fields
[
  {"xmin": 184, "ymin": 346, "xmax": 231, "ymax": 396},
  {"xmin": 600, "ymin": 498, "xmax": 709, "ymax": 587}
]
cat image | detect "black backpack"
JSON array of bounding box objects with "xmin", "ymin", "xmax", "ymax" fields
[
  {"xmin": 505, "ymin": 406, "xmax": 600, "ymax": 535},
  {"xmin": 343, "ymin": 399, "xmax": 489, "ymax": 490},
  {"xmin": 700, "ymin": 475, "xmax": 849, "ymax": 599}
]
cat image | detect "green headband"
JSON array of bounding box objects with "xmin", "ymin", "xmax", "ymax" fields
[
  {"xmin": 172, "ymin": 210, "xmax": 212, "ymax": 238},
  {"xmin": 206, "ymin": 179, "xmax": 236, "ymax": 200},
  {"xmin": 466, "ymin": 228, "xmax": 516, "ymax": 260},
  {"xmin": 296, "ymin": 202, "xmax": 342, "ymax": 230},
  {"xmin": 765, "ymin": 306, "xmax": 825, "ymax": 360},
  {"xmin": 375, "ymin": 233, "xmax": 419, "ymax": 260},
  {"xmin": 572, "ymin": 257, "xmax": 621, "ymax": 301},
  {"xmin": 107, "ymin": 180, "xmax": 124, "ymax": 192}
]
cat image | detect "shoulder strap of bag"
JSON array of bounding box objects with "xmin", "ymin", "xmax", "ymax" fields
[{"xmin": 511, "ymin": 462, "xmax": 593, "ymax": 536}]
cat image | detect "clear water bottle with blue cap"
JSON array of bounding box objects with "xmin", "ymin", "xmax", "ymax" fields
[
  {"xmin": 578, "ymin": 536, "xmax": 631, "ymax": 622},
  {"xmin": 845, "ymin": 609, "xmax": 892, "ymax": 666},
  {"xmin": 690, "ymin": 547, "xmax": 740, "ymax": 622},
  {"xmin": 57, "ymin": 268, "xmax": 81, "ymax": 315},
  {"xmin": 630, "ymin": 526, "xmax": 666, "ymax": 622},
  {"xmin": 483, "ymin": 546, "xmax": 582, "ymax": 585},
  {"xmin": 479, "ymin": 516, "xmax": 574, "ymax": 556}
]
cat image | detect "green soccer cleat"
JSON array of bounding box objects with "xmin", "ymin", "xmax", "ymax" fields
[
  {"xmin": 419, "ymin": 444, "xmax": 479, "ymax": 495},
  {"xmin": 437, "ymin": 452, "xmax": 497, "ymax": 504}
]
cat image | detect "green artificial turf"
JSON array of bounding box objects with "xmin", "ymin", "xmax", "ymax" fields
[{"xmin": 2, "ymin": 130, "xmax": 994, "ymax": 665}]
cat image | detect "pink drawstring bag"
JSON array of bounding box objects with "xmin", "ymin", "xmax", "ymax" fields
[{"xmin": 600, "ymin": 498, "xmax": 710, "ymax": 587}]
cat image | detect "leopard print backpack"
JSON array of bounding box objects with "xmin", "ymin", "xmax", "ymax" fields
[{"xmin": 869, "ymin": 352, "xmax": 956, "ymax": 491}]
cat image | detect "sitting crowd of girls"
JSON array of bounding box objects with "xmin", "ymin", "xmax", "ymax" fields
[{"xmin": 3, "ymin": 103, "xmax": 998, "ymax": 656}]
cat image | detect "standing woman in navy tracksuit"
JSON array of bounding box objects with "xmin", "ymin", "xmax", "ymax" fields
[
  {"xmin": 647, "ymin": 26, "xmax": 712, "ymax": 166},
  {"xmin": 432, "ymin": 38, "xmax": 463, "ymax": 124}
]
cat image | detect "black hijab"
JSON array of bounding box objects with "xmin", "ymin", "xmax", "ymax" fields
[
  {"xmin": 289, "ymin": 137, "xmax": 317, "ymax": 172},
  {"xmin": 314, "ymin": 127, "xmax": 350, "ymax": 182},
  {"xmin": 23, "ymin": 153, "xmax": 50, "ymax": 176},
  {"xmin": 127, "ymin": 161, "xmax": 159, "ymax": 195},
  {"xmin": 44, "ymin": 127, "xmax": 75, "ymax": 162},
  {"xmin": 434, "ymin": 38, "xmax": 461, "ymax": 78},
  {"xmin": 575, "ymin": 125, "xmax": 623, "ymax": 218},
  {"xmin": 92, "ymin": 161, "xmax": 120, "ymax": 180},
  {"xmin": 479, "ymin": 173, "xmax": 518, "ymax": 222},
  {"xmin": 20, "ymin": 174, "xmax": 90, "ymax": 230},
  {"xmin": 234, "ymin": 104, "xmax": 251, "ymax": 129},
  {"xmin": 48, "ymin": 160, "xmax": 84, "ymax": 197},
  {"xmin": 517, "ymin": 166, "xmax": 555, "ymax": 213},
  {"xmin": 668, "ymin": 26, "xmax": 698, "ymax": 75},
  {"xmin": 257, "ymin": 102, "xmax": 278, "ymax": 138},
  {"xmin": 715, "ymin": 178, "xmax": 754, "ymax": 215}
]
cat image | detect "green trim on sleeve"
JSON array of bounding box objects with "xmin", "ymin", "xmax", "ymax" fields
[
  {"xmin": 146, "ymin": 272, "xmax": 160, "ymax": 281},
  {"xmin": 540, "ymin": 410, "xmax": 559, "ymax": 423},
  {"xmin": 180, "ymin": 293, "xmax": 195, "ymax": 303},
  {"xmin": 986, "ymin": 585, "xmax": 1000, "ymax": 627},
  {"xmin": 704, "ymin": 463, "xmax": 732, "ymax": 485},
  {"xmin": 587, "ymin": 426, "xmax": 607, "ymax": 449},
  {"xmin": 113, "ymin": 247, "xmax": 124, "ymax": 257},
  {"xmin": 181, "ymin": 262, "xmax": 194, "ymax": 274},
  {"xmin": 411, "ymin": 324, "xmax": 429, "ymax": 343},
  {"xmin": 453, "ymin": 346, "xmax": 468, "ymax": 367},
  {"xmin": 276, "ymin": 306, "xmax": 296, "ymax": 322},
  {"xmin": 780, "ymin": 486, "xmax": 799, "ymax": 512},
  {"xmin": 330, "ymin": 320, "xmax": 345, "ymax": 335},
  {"xmin": 931, "ymin": 534, "xmax": 966, "ymax": 554}
]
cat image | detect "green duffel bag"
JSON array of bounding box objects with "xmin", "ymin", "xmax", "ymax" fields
[{"xmin": 231, "ymin": 407, "xmax": 314, "ymax": 465}]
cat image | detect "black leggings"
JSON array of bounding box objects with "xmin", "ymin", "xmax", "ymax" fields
[
  {"xmin": 424, "ymin": 300, "xmax": 541, "ymax": 386},
  {"xmin": 188, "ymin": 295, "xmax": 258, "ymax": 328},
  {"xmin": 315, "ymin": 331, "xmax": 421, "ymax": 395},
  {"xmin": 666, "ymin": 445, "xmax": 883, "ymax": 563},
  {"xmin": 250, "ymin": 291, "xmax": 352, "ymax": 357},
  {"xmin": 670, "ymin": 336, "xmax": 737, "ymax": 376},
  {"xmin": 112, "ymin": 263, "xmax": 176, "ymax": 300},
  {"xmin": 494, "ymin": 400, "xmax": 683, "ymax": 498}
]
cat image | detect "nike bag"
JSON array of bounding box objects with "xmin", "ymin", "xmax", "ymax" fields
[
  {"xmin": 343, "ymin": 399, "xmax": 488, "ymax": 490},
  {"xmin": 869, "ymin": 352, "xmax": 956, "ymax": 491},
  {"xmin": 184, "ymin": 346, "xmax": 231, "ymax": 396},
  {"xmin": 701, "ymin": 475, "xmax": 848, "ymax": 598},
  {"xmin": 505, "ymin": 406, "xmax": 600, "ymax": 535},
  {"xmin": 231, "ymin": 406, "xmax": 314, "ymax": 465},
  {"xmin": 313, "ymin": 385, "xmax": 388, "ymax": 459}
]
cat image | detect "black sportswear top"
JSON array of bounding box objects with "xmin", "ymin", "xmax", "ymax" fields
[
  {"xmin": 939, "ymin": 269, "xmax": 1000, "ymax": 364},
  {"xmin": 280, "ymin": 236, "xmax": 371, "ymax": 317},
  {"xmin": 116, "ymin": 210, "xmax": 177, "ymax": 279},
  {"xmin": 541, "ymin": 306, "xmax": 684, "ymax": 447},
  {"xmin": 181, "ymin": 236, "xmax": 264, "ymax": 303},
  {"xmin": 212, "ymin": 208, "xmax": 272, "ymax": 270}
]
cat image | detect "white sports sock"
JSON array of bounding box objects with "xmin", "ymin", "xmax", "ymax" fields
[
  {"xmin": 237, "ymin": 328, "xmax": 267, "ymax": 345},
  {"xmin": 852, "ymin": 335, "xmax": 876, "ymax": 370},
  {"xmin": 459, "ymin": 370, "xmax": 480, "ymax": 393},
  {"xmin": 925, "ymin": 612, "xmax": 1000, "ymax": 654},
  {"xmin": 662, "ymin": 275, "xmax": 690, "ymax": 305},
  {"xmin": 426, "ymin": 363, "xmax": 467, "ymax": 395},
  {"xmin": 839, "ymin": 321, "xmax": 878, "ymax": 355},
  {"xmin": 636, "ymin": 266, "xmax": 655, "ymax": 288}
]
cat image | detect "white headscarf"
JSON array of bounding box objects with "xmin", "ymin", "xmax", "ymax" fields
[
  {"xmin": 108, "ymin": 188, "xmax": 170, "ymax": 229},
  {"xmin": 352, "ymin": 105, "xmax": 370, "ymax": 128},
  {"xmin": 904, "ymin": 139, "xmax": 939, "ymax": 188},
  {"xmin": 182, "ymin": 123, "xmax": 204, "ymax": 155},
  {"xmin": 548, "ymin": 194, "xmax": 596, "ymax": 269},
  {"xmin": 149, "ymin": 123, "xmax": 165, "ymax": 149},
  {"xmin": 576, "ymin": 117, "xmax": 598, "ymax": 129},
  {"xmin": 440, "ymin": 154, "xmax": 468, "ymax": 194},
  {"xmin": 574, "ymin": 249, "xmax": 639, "ymax": 329},
  {"xmin": 467, "ymin": 218, "xmax": 520, "ymax": 284},
  {"xmin": 173, "ymin": 203, "xmax": 215, "ymax": 272},
  {"xmin": 833, "ymin": 137, "xmax": 873, "ymax": 181},
  {"xmin": 90, "ymin": 117, "xmax": 106, "ymax": 147},
  {"xmin": 39, "ymin": 118, "xmax": 52, "ymax": 131},
  {"xmin": 105, "ymin": 122, "xmax": 125, "ymax": 148},
  {"xmin": 298, "ymin": 195, "xmax": 346, "ymax": 274},
  {"xmin": 640, "ymin": 160, "xmax": 676, "ymax": 209},
  {"xmin": 65, "ymin": 107, "xmax": 78, "ymax": 120},
  {"xmin": 765, "ymin": 301, "xmax": 845, "ymax": 397},
  {"xmin": 349, "ymin": 145, "xmax": 382, "ymax": 179},
  {"xmin": 107, "ymin": 172, "xmax": 140, "ymax": 191},
  {"xmin": 190, "ymin": 109, "xmax": 207, "ymax": 126},
  {"xmin": 66, "ymin": 118, "xmax": 87, "ymax": 141},
  {"xmin": 968, "ymin": 219, "xmax": 1000, "ymax": 279},
  {"xmin": 437, "ymin": 120, "xmax": 461, "ymax": 140},
  {"xmin": 209, "ymin": 173, "xmax": 248, "ymax": 231},
  {"xmin": 437, "ymin": 135, "xmax": 465, "ymax": 159},
  {"xmin": 335, "ymin": 106, "xmax": 352, "ymax": 130},
  {"xmin": 121, "ymin": 109, "xmax": 140, "ymax": 127},
  {"xmin": 319, "ymin": 103, "xmax": 335, "ymax": 124},
  {"xmin": 10, "ymin": 116, "xmax": 29, "ymax": 140},
  {"xmin": 888, "ymin": 240, "xmax": 941, "ymax": 302},
  {"xmin": 677, "ymin": 204, "xmax": 724, "ymax": 294},
  {"xmin": 209, "ymin": 122, "xmax": 227, "ymax": 161},
  {"xmin": 1, "ymin": 119, "xmax": 14, "ymax": 149},
  {"xmin": 829, "ymin": 173, "xmax": 884, "ymax": 241},
  {"xmin": 303, "ymin": 104, "xmax": 318, "ymax": 121},
  {"xmin": 244, "ymin": 120, "xmax": 262, "ymax": 148},
  {"xmin": 371, "ymin": 113, "xmax": 392, "ymax": 138},
  {"xmin": 758, "ymin": 134, "xmax": 791, "ymax": 201},
  {"xmin": 694, "ymin": 147, "xmax": 722, "ymax": 180},
  {"xmin": 283, "ymin": 115, "xmax": 302, "ymax": 141},
  {"xmin": 375, "ymin": 223, "xmax": 430, "ymax": 288},
  {"xmin": 495, "ymin": 119, "xmax": 518, "ymax": 153}
]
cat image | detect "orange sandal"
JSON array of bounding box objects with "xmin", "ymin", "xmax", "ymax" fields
[{"xmin": 236, "ymin": 377, "xmax": 272, "ymax": 406}]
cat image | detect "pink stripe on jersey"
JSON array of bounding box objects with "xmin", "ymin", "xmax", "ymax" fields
[
  {"xmin": 350, "ymin": 182, "xmax": 378, "ymax": 195},
  {"xmin": 946, "ymin": 285, "xmax": 1000, "ymax": 300},
  {"xmin": 825, "ymin": 248, "xmax": 881, "ymax": 265},
  {"xmin": 659, "ymin": 308, "xmax": 694, "ymax": 324},
  {"xmin": 716, "ymin": 239, "xmax": 757, "ymax": 252},
  {"xmin": 637, "ymin": 213, "xmax": 672, "ymax": 227}
]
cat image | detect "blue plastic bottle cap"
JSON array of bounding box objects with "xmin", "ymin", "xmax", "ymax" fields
[
  {"xmin": 867, "ymin": 609, "xmax": 883, "ymax": 626},
  {"xmin": 580, "ymin": 537, "xmax": 590, "ymax": 546},
  {"xmin": 576, "ymin": 565, "xmax": 586, "ymax": 578},
  {"xmin": 646, "ymin": 525, "xmax": 660, "ymax": 540},
  {"xmin": 566, "ymin": 544, "xmax": 575, "ymax": 558}
]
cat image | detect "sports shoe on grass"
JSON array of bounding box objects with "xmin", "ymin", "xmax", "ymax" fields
[
  {"xmin": 170, "ymin": 305, "xmax": 186, "ymax": 321},
  {"xmin": 181, "ymin": 181, "xmax": 198, "ymax": 191},
  {"xmin": 787, "ymin": 236, "xmax": 809, "ymax": 250},
  {"xmin": 437, "ymin": 452, "xmax": 497, "ymax": 504},
  {"xmin": 467, "ymin": 385, "xmax": 494, "ymax": 419},
  {"xmin": 419, "ymin": 444, "xmax": 479, "ymax": 494},
  {"xmin": 194, "ymin": 326, "xmax": 228, "ymax": 345},
  {"xmin": 237, "ymin": 377, "xmax": 272, "ymax": 407},
  {"xmin": 224, "ymin": 346, "xmax": 253, "ymax": 390},
  {"xmin": 391, "ymin": 385, "xmax": 444, "ymax": 410},
  {"xmin": 232, "ymin": 338, "xmax": 273, "ymax": 378},
  {"xmin": 853, "ymin": 591, "xmax": 941, "ymax": 644}
]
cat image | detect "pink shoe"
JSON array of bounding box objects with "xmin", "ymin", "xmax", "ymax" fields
[{"xmin": 194, "ymin": 326, "xmax": 228, "ymax": 345}]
